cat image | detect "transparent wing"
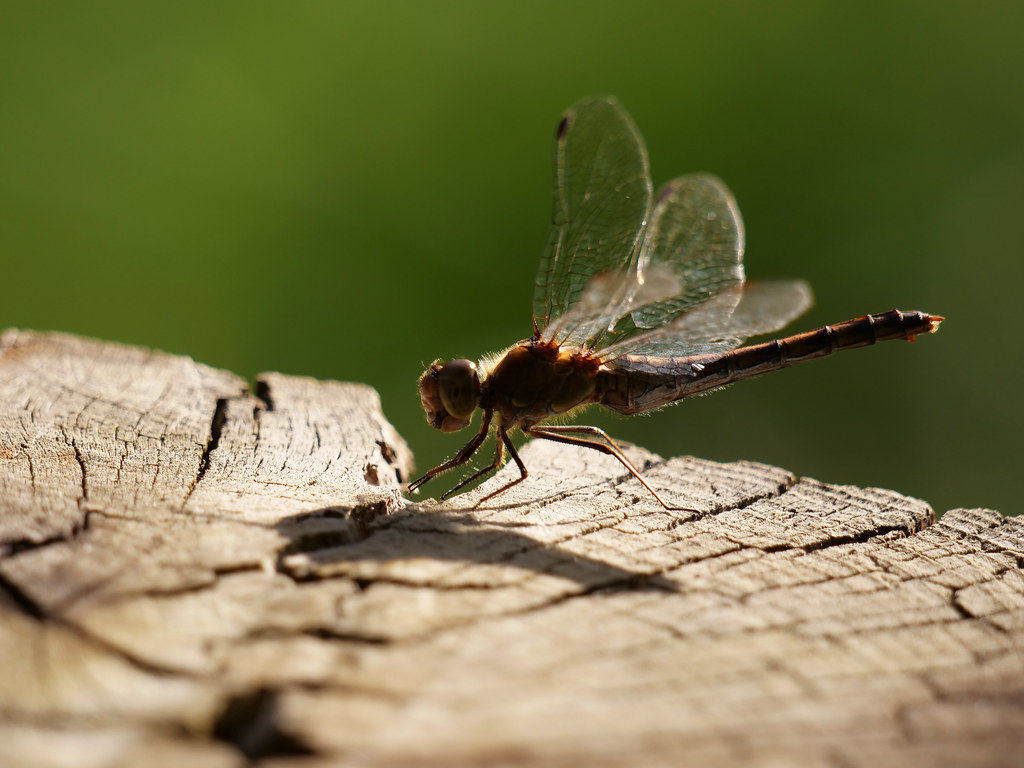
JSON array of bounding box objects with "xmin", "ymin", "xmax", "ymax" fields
[
  {"xmin": 533, "ymin": 96, "xmax": 653, "ymax": 342},
  {"xmin": 574, "ymin": 174, "xmax": 746, "ymax": 351},
  {"xmin": 598, "ymin": 280, "xmax": 813, "ymax": 368}
]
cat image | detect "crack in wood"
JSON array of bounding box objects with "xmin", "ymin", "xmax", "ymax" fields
[
  {"xmin": 0, "ymin": 511, "xmax": 93, "ymax": 558},
  {"xmin": 212, "ymin": 688, "xmax": 317, "ymax": 760},
  {"xmin": 948, "ymin": 587, "xmax": 978, "ymax": 622},
  {"xmin": 57, "ymin": 423, "xmax": 89, "ymax": 509},
  {"xmin": 798, "ymin": 524, "xmax": 917, "ymax": 553},
  {"xmin": 0, "ymin": 569, "xmax": 49, "ymax": 621},
  {"xmin": 195, "ymin": 396, "xmax": 229, "ymax": 486},
  {"xmin": 0, "ymin": 565, "xmax": 211, "ymax": 679},
  {"xmin": 254, "ymin": 377, "xmax": 275, "ymax": 412}
]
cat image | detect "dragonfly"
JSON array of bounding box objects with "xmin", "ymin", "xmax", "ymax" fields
[{"xmin": 409, "ymin": 96, "xmax": 943, "ymax": 511}]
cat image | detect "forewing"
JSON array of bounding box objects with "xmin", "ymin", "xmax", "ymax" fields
[
  {"xmin": 587, "ymin": 174, "xmax": 746, "ymax": 351},
  {"xmin": 599, "ymin": 280, "xmax": 813, "ymax": 368},
  {"xmin": 533, "ymin": 96, "xmax": 653, "ymax": 342}
]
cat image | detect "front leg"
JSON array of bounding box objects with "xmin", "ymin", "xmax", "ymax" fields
[
  {"xmin": 476, "ymin": 428, "xmax": 529, "ymax": 505},
  {"xmin": 407, "ymin": 409, "xmax": 492, "ymax": 495},
  {"xmin": 440, "ymin": 429, "xmax": 506, "ymax": 500}
]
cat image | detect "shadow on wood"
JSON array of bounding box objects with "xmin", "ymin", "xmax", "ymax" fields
[{"xmin": 1, "ymin": 330, "xmax": 1022, "ymax": 768}]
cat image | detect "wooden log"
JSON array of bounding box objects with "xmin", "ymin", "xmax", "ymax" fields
[{"xmin": 1, "ymin": 329, "xmax": 1021, "ymax": 768}]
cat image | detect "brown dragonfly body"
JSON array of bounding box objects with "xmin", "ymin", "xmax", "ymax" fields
[
  {"xmin": 409, "ymin": 97, "xmax": 943, "ymax": 510},
  {"xmin": 597, "ymin": 308, "xmax": 940, "ymax": 415}
]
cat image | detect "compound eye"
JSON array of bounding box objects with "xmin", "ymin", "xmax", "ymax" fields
[{"xmin": 437, "ymin": 359, "xmax": 479, "ymax": 420}]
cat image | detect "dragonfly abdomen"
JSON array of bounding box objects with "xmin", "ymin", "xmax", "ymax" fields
[{"xmin": 597, "ymin": 310, "xmax": 943, "ymax": 415}]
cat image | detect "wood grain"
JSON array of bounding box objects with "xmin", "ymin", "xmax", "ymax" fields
[{"xmin": 1, "ymin": 330, "xmax": 1021, "ymax": 768}]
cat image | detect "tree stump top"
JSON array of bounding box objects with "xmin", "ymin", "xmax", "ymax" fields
[{"xmin": 1, "ymin": 330, "xmax": 1021, "ymax": 768}]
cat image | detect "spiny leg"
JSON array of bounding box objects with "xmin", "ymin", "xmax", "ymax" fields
[
  {"xmin": 477, "ymin": 428, "xmax": 530, "ymax": 504},
  {"xmin": 408, "ymin": 410, "xmax": 492, "ymax": 494},
  {"xmin": 526, "ymin": 425, "xmax": 696, "ymax": 513},
  {"xmin": 532, "ymin": 424, "xmax": 627, "ymax": 453},
  {"xmin": 441, "ymin": 429, "xmax": 506, "ymax": 500}
]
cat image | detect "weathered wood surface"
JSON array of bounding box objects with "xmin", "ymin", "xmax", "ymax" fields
[{"xmin": 1, "ymin": 329, "xmax": 1021, "ymax": 768}]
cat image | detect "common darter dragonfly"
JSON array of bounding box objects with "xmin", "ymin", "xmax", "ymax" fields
[{"xmin": 409, "ymin": 96, "xmax": 942, "ymax": 511}]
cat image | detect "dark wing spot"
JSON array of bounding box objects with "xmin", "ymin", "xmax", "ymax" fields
[{"xmin": 557, "ymin": 114, "xmax": 572, "ymax": 139}]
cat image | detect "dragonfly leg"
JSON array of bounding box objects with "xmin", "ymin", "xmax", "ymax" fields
[
  {"xmin": 525, "ymin": 425, "xmax": 696, "ymax": 513},
  {"xmin": 407, "ymin": 410, "xmax": 492, "ymax": 494},
  {"xmin": 477, "ymin": 428, "xmax": 529, "ymax": 504},
  {"xmin": 440, "ymin": 430, "xmax": 506, "ymax": 500},
  {"xmin": 531, "ymin": 424, "xmax": 626, "ymax": 453}
]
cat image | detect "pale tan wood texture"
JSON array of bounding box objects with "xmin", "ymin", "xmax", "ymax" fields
[{"xmin": 1, "ymin": 330, "xmax": 1021, "ymax": 768}]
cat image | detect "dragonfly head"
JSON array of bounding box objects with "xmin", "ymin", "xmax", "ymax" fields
[{"xmin": 419, "ymin": 358, "xmax": 480, "ymax": 432}]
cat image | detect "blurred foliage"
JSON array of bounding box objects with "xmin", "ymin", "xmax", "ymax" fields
[{"xmin": 1, "ymin": 2, "xmax": 1020, "ymax": 516}]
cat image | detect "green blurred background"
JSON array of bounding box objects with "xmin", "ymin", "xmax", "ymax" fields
[{"xmin": 2, "ymin": 2, "xmax": 1020, "ymax": 516}]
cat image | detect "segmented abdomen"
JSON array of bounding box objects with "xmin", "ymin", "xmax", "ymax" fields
[{"xmin": 596, "ymin": 310, "xmax": 943, "ymax": 415}]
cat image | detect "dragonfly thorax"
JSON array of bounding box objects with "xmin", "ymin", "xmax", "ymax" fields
[
  {"xmin": 419, "ymin": 358, "xmax": 481, "ymax": 433},
  {"xmin": 486, "ymin": 342, "xmax": 601, "ymax": 429}
]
